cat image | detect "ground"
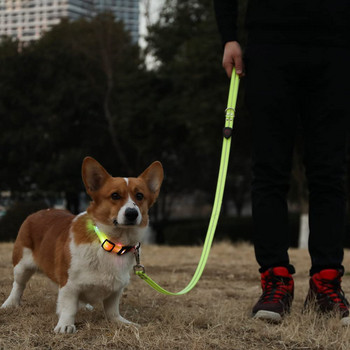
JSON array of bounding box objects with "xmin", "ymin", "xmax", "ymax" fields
[{"xmin": 1, "ymin": 241, "xmax": 350, "ymax": 350}]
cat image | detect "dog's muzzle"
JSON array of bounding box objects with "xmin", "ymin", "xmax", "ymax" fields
[{"xmin": 114, "ymin": 207, "xmax": 140, "ymax": 226}]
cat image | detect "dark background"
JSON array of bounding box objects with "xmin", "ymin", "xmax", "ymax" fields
[{"xmin": 1, "ymin": 0, "xmax": 349, "ymax": 247}]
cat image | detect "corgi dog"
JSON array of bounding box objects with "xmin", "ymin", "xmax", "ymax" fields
[{"xmin": 1, "ymin": 157, "xmax": 163, "ymax": 333}]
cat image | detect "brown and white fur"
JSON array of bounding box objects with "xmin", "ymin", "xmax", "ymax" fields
[{"xmin": 1, "ymin": 157, "xmax": 163, "ymax": 333}]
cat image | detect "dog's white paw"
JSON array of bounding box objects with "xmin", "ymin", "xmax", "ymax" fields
[
  {"xmin": 109, "ymin": 315, "xmax": 139, "ymax": 327},
  {"xmin": 79, "ymin": 302, "xmax": 93, "ymax": 311},
  {"xmin": 1, "ymin": 298, "xmax": 20, "ymax": 308},
  {"xmin": 54, "ymin": 323, "xmax": 77, "ymax": 334},
  {"xmin": 85, "ymin": 303, "xmax": 94, "ymax": 311}
]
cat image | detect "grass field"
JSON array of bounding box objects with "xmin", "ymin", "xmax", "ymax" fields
[{"xmin": 1, "ymin": 241, "xmax": 350, "ymax": 350}]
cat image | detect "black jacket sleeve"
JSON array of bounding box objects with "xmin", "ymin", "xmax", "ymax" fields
[{"xmin": 213, "ymin": 0, "xmax": 238, "ymax": 46}]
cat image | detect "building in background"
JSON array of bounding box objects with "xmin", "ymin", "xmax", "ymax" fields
[
  {"xmin": 95, "ymin": 0, "xmax": 139, "ymax": 42},
  {"xmin": 0, "ymin": 0, "xmax": 139, "ymax": 44}
]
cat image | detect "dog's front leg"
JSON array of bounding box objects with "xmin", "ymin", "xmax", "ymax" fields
[
  {"xmin": 54, "ymin": 285, "xmax": 79, "ymax": 334},
  {"xmin": 103, "ymin": 289, "xmax": 138, "ymax": 326}
]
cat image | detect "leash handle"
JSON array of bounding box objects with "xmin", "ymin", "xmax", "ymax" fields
[{"xmin": 134, "ymin": 69, "xmax": 240, "ymax": 295}]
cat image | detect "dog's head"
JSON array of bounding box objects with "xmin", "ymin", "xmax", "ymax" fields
[{"xmin": 82, "ymin": 157, "xmax": 163, "ymax": 230}]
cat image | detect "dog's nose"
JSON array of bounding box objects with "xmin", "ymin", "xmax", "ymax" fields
[{"xmin": 125, "ymin": 208, "xmax": 139, "ymax": 222}]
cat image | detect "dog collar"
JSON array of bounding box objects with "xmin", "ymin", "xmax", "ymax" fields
[{"xmin": 87, "ymin": 219, "xmax": 140, "ymax": 256}]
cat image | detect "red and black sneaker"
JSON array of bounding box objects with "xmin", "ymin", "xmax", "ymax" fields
[
  {"xmin": 304, "ymin": 269, "xmax": 350, "ymax": 325},
  {"xmin": 252, "ymin": 267, "xmax": 294, "ymax": 322}
]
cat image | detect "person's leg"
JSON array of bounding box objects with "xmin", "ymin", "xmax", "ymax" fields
[
  {"xmin": 301, "ymin": 46, "xmax": 350, "ymax": 324},
  {"xmin": 301, "ymin": 46, "xmax": 350, "ymax": 276},
  {"xmin": 245, "ymin": 44, "xmax": 302, "ymax": 321},
  {"xmin": 245, "ymin": 44, "xmax": 300, "ymax": 274}
]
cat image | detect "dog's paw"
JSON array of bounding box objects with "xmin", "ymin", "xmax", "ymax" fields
[
  {"xmin": 1, "ymin": 298, "xmax": 20, "ymax": 308},
  {"xmin": 109, "ymin": 315, "xmax": 140, "ymax": 327},
  {"xmin": 54, "ymin": 323, "xmax": 77, "ymax": 334},
  {"xmin": 79, "ymin": 302, "xmax": 93, "ymax": 311},
  {"xmin": 85, "ymin": 303, "xmax": 94, "ymax": 311}
]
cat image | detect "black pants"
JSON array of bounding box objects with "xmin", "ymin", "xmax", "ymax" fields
[{"xmin": 245, "ymin": 44, "xmax": 350, "ymax": 276}]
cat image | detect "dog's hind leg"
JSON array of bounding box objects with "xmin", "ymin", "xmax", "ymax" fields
[{"xmin": 1, "ymin": 247, "xmax": 37, "ymax": 308}]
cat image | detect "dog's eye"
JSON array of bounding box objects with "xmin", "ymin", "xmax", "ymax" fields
[
  {"xmin": 111, "ymin": 192, "xmax": 121, "ymax": 200},
  {"xmin": 135, "ymin": 192, "xmax": 144, "ymax": 201}
]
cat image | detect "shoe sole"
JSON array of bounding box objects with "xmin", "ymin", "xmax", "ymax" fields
[{"xmin": 253, "ymin": 310, "xmax": 282, "ymax": 323}]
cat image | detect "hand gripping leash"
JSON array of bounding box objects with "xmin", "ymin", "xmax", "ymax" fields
[{"xmin": 134, "ymin": 69, "xmax": 240, "ymax": 295}]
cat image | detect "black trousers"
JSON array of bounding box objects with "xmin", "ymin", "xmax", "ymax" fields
[{"xmin": 244, "ymin": 44, "xmax": 350, "ymax": 276}]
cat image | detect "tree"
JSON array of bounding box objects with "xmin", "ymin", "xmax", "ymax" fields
[
  {"xmin": 145, "ymin": 0, "xmax": 252, "ymax": 217},
  {"xmin": 0, "ymin": 14, "xmax": 157, "ymax": 212},
  {"xmin": 1, "ymin": 1, "xmax": 254, "ymax": 226}
]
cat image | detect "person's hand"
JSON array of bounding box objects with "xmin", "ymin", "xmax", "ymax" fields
[{"xmin": 222, "ymin": 41, "xmax": 245, "ymax": 78}]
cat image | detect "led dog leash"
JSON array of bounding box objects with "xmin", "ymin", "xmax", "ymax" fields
[{"xmin": 133, "ymin": 69, "xmax": 240, "ymax": 295}]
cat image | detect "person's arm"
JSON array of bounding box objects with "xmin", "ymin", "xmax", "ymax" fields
[
  {"xmin": 213, "ymin": 0, "xmax": 244, "ymax": 77},
  {"xmin": 213, "ymin": 0, "xmax": 238, "ymax": 44}
]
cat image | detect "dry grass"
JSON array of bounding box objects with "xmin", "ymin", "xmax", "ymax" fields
[{"xmin": 1, "ymin": 241, "xmax": 350, "ymax": 350}]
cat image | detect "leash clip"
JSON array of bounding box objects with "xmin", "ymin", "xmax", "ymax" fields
[
  {"xmin": 133, "ymin": 244, "xmax": 146, "ymax": 274},
  {"xmin": 133, "ymin": 264, "xmax": 146, "ymax": 274},
  {"xmin": 225, "ymin": 107, "xmax": 235, "ymax": 114},
  {"xmin": 225, "ymin": 107, "xmax": 235, "ymax": 121}
]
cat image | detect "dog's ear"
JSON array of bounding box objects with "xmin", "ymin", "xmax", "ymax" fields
[
  {"xmin": 82, "ymin": 157, "xmax": 111, "ymax": 195},
  {"xmin": 139, "ymin": 161, "xmax": 164, "ymax": 199}
]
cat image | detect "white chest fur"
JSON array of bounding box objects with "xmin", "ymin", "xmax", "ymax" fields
[{"xmin": 67, "ymin": 236, "xmax": 135, "ymax": 304}]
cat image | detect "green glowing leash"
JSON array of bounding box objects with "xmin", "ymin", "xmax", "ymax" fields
[{"xmin": 133, "ymin": 69, "xmax": 240, "ymax": 295}]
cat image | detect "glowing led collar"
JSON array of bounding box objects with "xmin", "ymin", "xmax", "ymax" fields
[{"xmin": 87, "ymin": 219, "xmax": 140, "ymax": 256}]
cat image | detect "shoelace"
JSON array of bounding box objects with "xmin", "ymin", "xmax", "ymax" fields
[
  {"xmin": 317, "ymin": 277, "xmax": 349, "ymax": 309},
  {"xmin": 261, "ymin": 276, "xmax": 292, "ymax": 303}
]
